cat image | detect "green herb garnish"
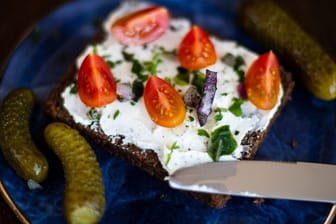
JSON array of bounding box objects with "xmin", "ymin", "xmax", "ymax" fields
[
  {"xmin": 131, "ymin": 59, "xmax": 147, "ymax": 81},
  {"xmin": 197, "ymin": 129, "xmax": 210, "ymax": 138},
  {"xmin": 106, "ymin": 60, "xmax": 122, "ymax": 69},
  {"xmin": 69, "ymin": 84, "xmax": 78, "ymax": 94},
  {"xmin": 128, "ymin": 50, "xmax": 163, "ymax": 82},
  {"xmin": 164, "ymin": 77, "xmax": 172, "ymax": 84},
  {"xmin": 113, "ymin": 110, "xmax": 120, "ymax": 120},
  {"xmin": 122, "ymin": 50, "xmax": 134, "ymax": 61},
  {"xmin": 214, "ymin": 109, "xmax": 223, "ymax": 122},
  {"xmin": 208, "ymin": 125, "xmax": 237, "ymax": 161},
  {"xmin": 87, "ymin": 108, "xmax": 102, "ymax": 121},
  {"xmin": 158, "ymin": 46, "xmax": 177, "ymax": 56},
  {"xmin": 143, "ymin": 51, "xmax": 162, "ymax": 74},
  {"xmin": 165, "ymin": 142, "xmax": 179, "ymax": 165},
  {"xmin": 233, "ymin": 55, "xmax": 246, "ymax": 83},
  {"xmin": 132, "ymin": 79, "xmax": 144, "ymax": 102},
  {"xmin": 228, "ymin": 98, "xmax": 245, "ymax": 117},
  {"xmin": 170, "ymin": 25, "xmax": 177, "ymax": 31},
  {"xmin": 191, "ymin": 70, "xmax": 206, "ymax": 95},
  {"xmin": 173, "ymin": 66, "xmax": 190, "ymax": 86}
]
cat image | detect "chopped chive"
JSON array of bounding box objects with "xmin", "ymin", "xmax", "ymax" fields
[
  {"xmin": 165, "ymin": 142, "xmax": 180, "ymax": 165},
  {"xmin": 113, "ymin": 110, "xmax": 120, "ymax": 120}
]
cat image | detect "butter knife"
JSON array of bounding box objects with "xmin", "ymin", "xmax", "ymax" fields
[
  {"xmin": 169, "ymin": 160, "xmax": 336, "ymax": 203},
  {"xmin": 169, "ymin": 161, "xmax": 336, "ymax": 224}
]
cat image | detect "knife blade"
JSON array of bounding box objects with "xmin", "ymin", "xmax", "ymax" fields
[{"xmin": 168, "ymin": 161, "xmax": 336, "ymax": 203}]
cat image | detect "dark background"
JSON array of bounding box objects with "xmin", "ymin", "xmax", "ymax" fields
[{"xmin": 0, "ymin": 0, "xmax": 335, "ymax": 223}]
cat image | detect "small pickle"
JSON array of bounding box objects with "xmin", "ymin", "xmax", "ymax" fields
[
  {"xmin": 44, "ymin": 122, "xmax": 105, "ymax": 224},
  {"xmin": 239, "ymin": 0, "xmax": 336, "ymax": 100},
  {"xmin": 0, "ymin": 88, "xmax": 48, "ymax": 182}
]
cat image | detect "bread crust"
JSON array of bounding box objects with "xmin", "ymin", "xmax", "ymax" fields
[{"xmin": 44, "ymin": 31, "xmax": 294, "ymax": 208}]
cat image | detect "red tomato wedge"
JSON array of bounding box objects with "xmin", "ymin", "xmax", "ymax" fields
[
  {"xmin": 77, "ymin": 53, "xmax": 117, "ymax": 108},
  {"xmin": 244, "ymin": 51, "xmax": 281, "ymax": 110},
  {"xmin": 178, "ymin": 25, "xmax": 217, "ymax": 70},
  {"xmin": 111, "ymin": 6, "xmax": 170, "ymax": 46},
  {"xmin": 144, "ymin": 76, "xmax": 186, "ymax": 128}
]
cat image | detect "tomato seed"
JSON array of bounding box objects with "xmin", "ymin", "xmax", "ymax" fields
[{"xmin": 202, "ymin": 52, "xmax": 209, "ymax": 58}]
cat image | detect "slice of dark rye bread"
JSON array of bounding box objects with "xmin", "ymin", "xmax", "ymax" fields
[{"xmin": 44, "ymin": 30, "xmax": 294, "ymax": 208}]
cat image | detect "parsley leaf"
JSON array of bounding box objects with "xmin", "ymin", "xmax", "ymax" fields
[
  {"xmin": 208, "ymin": 125, "xmax": 237, "ymax": 161},
  {"xmin": 131, "ymin": 59, "xmax": 148, "ymax": 81},
  {"xmin": 191, "ymin": 70, "xmax": 206, "ymax": 95},
  {"xmin": 214, "ymin": 109, "xmax": 223, "ymax": 122},
  {"xmin": 173, "ymin": 66, "xmax": 190, "ymax": 86},
  {"xmin": 188, "ymin": 115, "xmax": 195, "ymax": 122},
  {"xmin": 197, "ymin": 129, "xmax": 210, "ymax": 138},
  {"xmin": 132, "ymin": 79, "xmax": 144, "ymax": 102},
  {"xmin": 228, "ymin": 98, "xmax": 245, "ymax": 117},
  {"xmin": 128, "ymin": 50, "xmax": 163, "ymax": 82}
]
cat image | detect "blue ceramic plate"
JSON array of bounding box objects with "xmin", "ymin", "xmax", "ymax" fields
[{"xmin": 0, "ymin": 0, "xmax": 335, "ymax": 223}]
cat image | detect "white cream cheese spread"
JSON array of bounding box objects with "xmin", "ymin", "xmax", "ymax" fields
[{"xmin": 61, "ymin": 2, "xmax": 283, "ymax": 175}]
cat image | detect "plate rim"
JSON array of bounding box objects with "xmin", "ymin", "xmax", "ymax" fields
[
  {"xmin": 0, "ymin": 180, "xmax": 29, "ymax": 223},
  {"xmin": 0, "ymin": 0, "xmax": 334, "ymax": 223},
  {"xmin": 0, "ymin": 1, "xmax": 97, "ymax": 223}
]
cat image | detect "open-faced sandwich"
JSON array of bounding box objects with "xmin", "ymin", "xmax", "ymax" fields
[{"xmin": 45, "ymin": 1, "xmax": 294, "ymax": 208}]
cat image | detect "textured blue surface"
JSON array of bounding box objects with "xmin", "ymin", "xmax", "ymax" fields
[{"xmin": 0, "ymin": 0, "xmax": 335, "ymax": 223}]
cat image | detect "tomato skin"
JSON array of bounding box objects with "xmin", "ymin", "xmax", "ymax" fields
[
  {"xmin": 244, "ymin": 51, "xmax": 281, "ymax": 110},
  {"xmin": 144, "ymin": 76, "xmax": 186, "ymax": 128},
  {"xmin": 178, "ymin": 25, "xmax": 217, "ymax": 70},
  {"xmin": 77, "ymin": 53, "xmax": 117, "ymax": 108},
  {"xmin": 111, "ymin": 6, "xmax": 170, "ymax": 46}
]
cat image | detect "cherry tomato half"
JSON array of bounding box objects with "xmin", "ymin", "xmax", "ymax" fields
[
  {"xmin": 144, "ymin": 76, "xmax": 186, "ymax": 127},
  {"xmin": 77, "ymin": 53, "xmax": 117, "ymax": 108},
  {"xmin": 178, "ymin": 25, "xmax": 217, "ymax": 70},
  {"xmin": 111, "ymin": 6, "xmax": 170, "ymax": 46},
  {"xmin": 244, "ymin": 51, "xmax": 281, "ymax": 110}
]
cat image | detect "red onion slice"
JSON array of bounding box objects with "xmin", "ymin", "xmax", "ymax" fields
[
  {"xmin": 117, "ymin": 83, "xmax": 134, "ymax": 101},
  {"xmin": 197, "ymin": 69, "xmax": 217, "ymax": 126}
]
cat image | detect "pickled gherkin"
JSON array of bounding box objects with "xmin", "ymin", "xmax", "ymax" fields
[
  {"xmin": 240, "ymin": 0, "xmax": 336, "ymax": 100},
  {"xmin": 0, "ymin": 88, "xmax": 48, "ymax": 182},
  {"xmin": 44, "ymin": 122, "xmax": 105, "ymax": 224}
]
